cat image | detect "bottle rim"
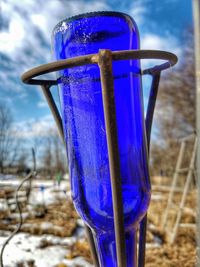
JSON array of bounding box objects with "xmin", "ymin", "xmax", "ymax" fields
[{"xmin": 52, "ymin": 11, "xmax": 136, "ymax": 34}]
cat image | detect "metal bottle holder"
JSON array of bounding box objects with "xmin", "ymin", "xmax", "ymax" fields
[{"xmin": 21, "ymin": 49, "xmax": 177, "ymax": 267}]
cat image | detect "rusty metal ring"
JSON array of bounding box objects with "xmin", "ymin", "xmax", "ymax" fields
[{"xmin": 21, "ymin": 49, "xmax": 178, "ymax": 86}]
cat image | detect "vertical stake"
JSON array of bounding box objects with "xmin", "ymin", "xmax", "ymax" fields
[
  {"xmin": 98, "ymin": 49, "xmax": 127, "ymax": 267},
  {"xmin": 193, "ymin": 0, "xmax": 200, "ymax": 265},
  {"xmin": 161, "ymin": 141, "xmax": 186, "ymax": 231}
]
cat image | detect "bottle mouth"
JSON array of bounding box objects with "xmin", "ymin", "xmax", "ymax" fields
[{"xmin": 53, "ymin": 11, "xmax": 134, "ymax": 34}]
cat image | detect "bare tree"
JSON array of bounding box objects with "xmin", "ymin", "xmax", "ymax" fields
[
  {"xmin": 17, "ymin": 148, "xmax": 28, "ymax": 173},
  {"xmin": 0, "ymin": 102, "xmax": 19, "ymax": 173},
  {"xmin": 42, "ymin": 127, "xmax": 67, "ymax": 178},
  {"xmin": 52, "ymin": 131, "xmax": 66, "ymax": 174},
  {"xmin": 150, "ymin": 30, "xmax": 195, "ymax": 175},
  {"xmin": 42, "ymin": 134, "xmax": 53, "ymax": 178},
  {"xmin": 157, "ymin": 30, "xmax": 195, "ymax": 136}
]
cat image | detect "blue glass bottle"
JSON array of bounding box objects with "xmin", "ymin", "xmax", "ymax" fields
[{"xmin": 52, "ymin": 11, "xmax": 150, "ymax": 267}]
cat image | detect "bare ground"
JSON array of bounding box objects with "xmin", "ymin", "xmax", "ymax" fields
[{"xmin": 0, "ymin": 185, "xmax": 197, "ymax": 266}]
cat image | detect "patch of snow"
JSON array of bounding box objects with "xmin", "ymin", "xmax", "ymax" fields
[
  {"xmin": 0, "ymin": 232, "xmax": 85, "ymax": 267},
  {"xmin": 29, "ymin": 186, "xmax": 67, "ymax": 206},
  {"xmin": 0, "ymin": 200, "xmax": 8, "ymax": 211},
  {"xmin": 9, "ymin": 212, "xmax": 29, "ymax": 220},
  {"xmin": 0, "ymin": 178, "xmax": 93, "ymax": 266},
  {"xmin": 0, "ymin": 174, "xmax": 16, "ymax": 180},
  {"xmin": 77, "ymin": 219, "xmax": 84, "ymax": 228},
  {"xmin": 40, "ymin": 222, "xmax": 54, "ymax": 230}
]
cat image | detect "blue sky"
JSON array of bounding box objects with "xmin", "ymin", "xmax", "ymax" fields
[{"xmin": 0, "ymin": 0, "xmax": 193, "ymax": 139}]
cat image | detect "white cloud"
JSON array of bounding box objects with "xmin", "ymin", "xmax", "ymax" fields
[
  {"xmin": 0, "ymin": 16, "xmax": 25, "ymax": 53},
  {"xmin": 128, "ymin": 0, "xmax": 181, "ymax": 72},
  {"xmin": 30, "ymin": 14, "xmax": 48, "ymax": 38},
  {"xmin": 13, "ymin": 115, "xmax": 56, "ymax": 139},
  {"xmin": 140, "ymin": 33, "xmax": 181, "ymax": 70},
  {"xmin": 0, "ymin": 0, "xmax": 109, "ymax": 102},
  {"xmin": 0, "ymin": 0, "xmax": 109, "ymax": 62},
  {"xmin": 0, "ymin": 0, "xmax": 181, "ymax": 132},
  {"xmin": 141, "ymin": 33, "xmax": 181, "ymax": 55},
  {"xmin": 37, "ymin": 100, "xmax": 48, "ymax": 108},
  {"xmin": 129, "ymin": 3, "xmax": 147, "ymax": 26}
]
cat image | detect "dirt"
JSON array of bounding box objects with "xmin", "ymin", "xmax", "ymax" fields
[
  {"xmin": 145, "ymin": 190, "xmax": 197, "ymax": 267},
  {"xmin": 67, "ymin": 240, "xmax": 92, "ymax": 263},
  {"xmin": 0, "ymin": 187, "xmax": 197, "ymax": 266},
  {"xmin": 64, "ymin": 189, "xmax": 197, "ymax": 267}
]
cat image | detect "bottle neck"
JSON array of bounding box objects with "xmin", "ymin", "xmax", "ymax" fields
[{"xmin": 94, "ymin": 228, "xmax": 137, "ymax": 267}]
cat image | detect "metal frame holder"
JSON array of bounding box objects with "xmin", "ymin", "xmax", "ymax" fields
[{"xmin": 21, "ymin": 49, "xmax": 177, "ymax": 267}]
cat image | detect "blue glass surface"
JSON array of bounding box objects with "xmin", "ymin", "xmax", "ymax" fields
[{"xmin": 52, "ymin": 11, "xmax": 151, "ymax": 267}]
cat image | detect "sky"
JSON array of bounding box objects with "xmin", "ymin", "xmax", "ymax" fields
[{"xmin": 0, "ymin": 0, "xmax": 193, "ymax": 141}]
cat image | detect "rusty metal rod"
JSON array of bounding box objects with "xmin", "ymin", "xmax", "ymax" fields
[
  {"xmin": 98, "ymin": 49, "xmax": 127, "ymax": 267},
  {"xmin": 138, "ymin": 73, "xmax": 161, "ymax": 267},
  {"xmin": 145, "ymin": 73, "xmax": 161, "ymax": 150},
  {"xmin": 21, "ymin": 50, "xmax": 177, "ymax": 86},
  {"xmin": 40, "ymin": 85, "xmax": 64, "ymax": 142},
  {"xmin": 138, "ymin": 215, "xmax": 147, "ymax": 267},
  {"xmin": 85, "ymin": 226, "xmax": 100, "ymax": 267}
]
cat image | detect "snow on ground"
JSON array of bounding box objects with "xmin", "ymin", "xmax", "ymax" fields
[
  {"xmin": 0, "ymin": 176, "xmax": 70, "ymax": 189},
  {"xmin": 0, "ymin": 176, "xmax": 93, "ymax": 267},
  {"xmin": 0, "ymin": 231, "xmax": 92, "ymax": 267},
  {"xmin": 0, "ymin": 177, "xmax": 71, "ymax": 207},
  {"xmin": 0, "ymin": 174, "xmax": 16, "ymax": 180},
  {"xmin": 0, "ymin": 199, "xmax": 8, "ymax": 211}
]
